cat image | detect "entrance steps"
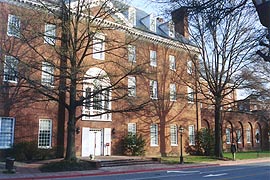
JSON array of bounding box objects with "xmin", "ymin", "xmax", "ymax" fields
[{"xmin": 80, "ymin": 156, "xmax": 161, "ymax": 168}]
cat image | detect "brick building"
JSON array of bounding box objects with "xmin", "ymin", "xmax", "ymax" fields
[{"xmin": 0, "ymin": 0, "xmax": 268, "ymax": 159}]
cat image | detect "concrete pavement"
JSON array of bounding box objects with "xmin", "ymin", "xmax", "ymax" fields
[{"xmin": 0, "ymin": 157, "xmax": 269, "ymax": 180}]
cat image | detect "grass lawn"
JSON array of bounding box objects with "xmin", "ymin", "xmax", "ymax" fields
[{"xmin": 161, "ymin": 151, "xmax": 270, "ymax": 164}]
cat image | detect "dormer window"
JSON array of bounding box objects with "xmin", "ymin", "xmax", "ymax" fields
[
  {"xmin": 168, "ymin": 21, "xmax": 175, "ymax": 38},
  {"xmin": 128, "ymin": 7, "xmax": 136, "ymax": 26},
  {"xmin": 150, "ymin": 14, "xmax": 156, "ymax": 32}
]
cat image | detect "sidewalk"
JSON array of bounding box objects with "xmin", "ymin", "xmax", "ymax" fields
[{"xmin": 0, "ymin": 157, "xmax": 269, "ymax": 180}]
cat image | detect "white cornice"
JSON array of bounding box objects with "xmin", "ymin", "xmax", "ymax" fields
[{"xmin": 1, "ymin": 0, "xmax": 199, "ymax": 53}]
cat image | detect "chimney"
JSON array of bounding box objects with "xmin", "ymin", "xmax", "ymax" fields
[{"xmin": 171, "ymin": 7, "xmax": 189, "ymax": 38}]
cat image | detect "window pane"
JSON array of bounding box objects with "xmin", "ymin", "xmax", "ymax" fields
[
  {"xmin": 0, "ymin": 118, "xmax": 14, "ymax": 149},
  {"xmin": 44, "ymin": 24, "xmax": 56, "ymax": 45},
  {"xmin": 150, "ymin": 50, "xmax": 157, "ymax": 67},
  {"xmin": 170, "ymin": 125, "xmax": 177, "ymax": 145},
  {"xmin": 128, "ymin": 45, "xmax": 136, "ymax": 62},
  {"xmin": 41, "ymin": 62, "xmax": 54, "ymax": 86},
  {"xmin": 7, "ymin": 14, "xmax": 20, "ymax": 37},
  {"xmin": 128, "ymin": 76, "xmax": 136, "ymax": 97},
  {"xmin": 169, "ymin": 55, "xmax": 176, "ymax": 70},
  {"xmin": 4, "ymin": 56, "xmax": 18, "ymax": 82},
  {"xmin": 170, "ymin": 83, "xmax": 176, "ymax": 101},
  {"xmin": 38, "ymin": 119, "xmax": 52, "ymax": 148},
  {"xmin": 189, "ymin": 125, "xmax": 195, "ymax": 145},
  {"xmin": 93, "ymin": 34, "xmax": 105, "ymax": 60},
  {"xmin": 226, "ymin": 128, "xmax": 231, "ymax": 144},
  {"xmin": 128, "ymin": 123, "xmax": 136, "ymax": 135},
  {"xmin": 150, "ymin": 124, "xmax": 158, "ymax": 146}
]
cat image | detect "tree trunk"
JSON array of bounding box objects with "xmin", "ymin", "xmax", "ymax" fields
[
  {"xmin": 214, "ymin": 99, "xmax": 223, "ymax": 158},
  {"xmin": 65, "ymin": 110, "xmax": 76, "ymax": 160},
  {"xmin": 56, "ymin": 0, "xmax": 68, "ymax": 158},
  {"xmin": 160, "ymin": 118, "xmax": 166, "ymax": 157}
]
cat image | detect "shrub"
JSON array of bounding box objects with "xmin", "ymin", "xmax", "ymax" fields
[
  {"xmin": 185, "ymin": 129, "xmax": 215, "ymax": 156},
  {"xmin": 8, "ymin": 141, "xmax": 56, "ymax": 161},
  {"xmin": 123, "ymin": 134, "xmax": 146, "ymax": 156},
  {"xmin": 39, "ymin": 160, "xmax": 96, "ymax": 172}
]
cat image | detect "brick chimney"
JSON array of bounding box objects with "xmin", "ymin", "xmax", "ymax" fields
[{"xmin": 171, "ymin": 7, "xmax": 189, "ymax": 38}]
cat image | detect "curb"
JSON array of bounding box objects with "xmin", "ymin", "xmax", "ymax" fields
[{"xmin": 0, "ymin": 163, "xmax": 220, "ymax": 180}]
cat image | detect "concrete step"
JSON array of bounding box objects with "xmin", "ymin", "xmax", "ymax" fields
[{"xmin": 99, "ymin": 159, "xmax": 159, "ymax": 167}]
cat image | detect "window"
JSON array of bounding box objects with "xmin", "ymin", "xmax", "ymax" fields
[
  {"xmin": 128, "ymin": 7, "xmax": 136, "ymax": 26},
  {"xmin": 169, "ymin": 55, "xmax": 176, "ymax": 71},
  {"xmin": 128, "ymin": 76, "xmax": 136, "ymax": 97},
  {"xmin": 83, "ymin": 68, "xmax": 111, "ymax": 121},
  {"xmin": 38, "ymin": 119, "xmax": 52, "ymax": 149},
  {"xmin": 170, "ymin": 125, "xmax": 178, "ymax": 146},
  {"xmin": 150, "ymin": 80, "xmax": 158, "ymax": 99},
  {"xmin": 0, "ymin": 117, "xmax": 15, "ymax": 149},
  {"xmin": 41, "ymin": 62, "xmax": 54, "ymax": 87},
  {"xmin": 150, "ymin": 14, "xmax": 156, "ymax": 32},
  {"xmin": 128, "ymin": 123, "xmax": 136, "ymax": 135},
  {"xmin": 187, "ymin": 87, "xmax": 194, "ymax": 103},
  {"xmin": 150, "ymin": 124, "xmax": 158, "ymax": 146},
  {"xmin": 189, "ymin": 125, "xmax": 195, "ymax": 145},
  {"xmin": 226, "ymin": 128, "xmax": 231, "ymax": 144},
  {"xmin": 170, "ymin": 83, "xmax": 176, "ymax": 101},
  {"xmin": 150, "ymin": 50, "xmax": 157, "ymax": 67},
  {"xmin": 246, "ymin": 129, "xmax": 251, "ymax": 143},
  {"xmin": 255, "ymin": 129, "xmax": 260, "ymax": 143},
  {"xmin": 93, "ymin": 33, "xmax": 105, "ymax": 60},
  {"xmin": 4, "ymin": 56, "xmax": 18, "ymax": 83},
  {"xmin": 128, "ymin": 45, "xmax": 136, "ymax": 63},
  {"xmin": 168, "ymin": 21, "xmax": 175, "ymax": 38},
  {"xmin": 7, "ymin": 14, "xmax": 20, "ymax": 37},
  {"xmin": 44, "ymin": 24, "xmax": 56, "ymax": 45},
  {"xmin": 236, "ymin": 129, "xmax": 241, "ymax": 143},
  {"xmin": 187, "ymin": 60, "xmax": 192, "ymax": 74}
]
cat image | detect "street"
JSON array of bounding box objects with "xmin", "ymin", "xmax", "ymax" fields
[{"xmin": 61, "ymin": 162, "xmax": 270, "ymax": 180}]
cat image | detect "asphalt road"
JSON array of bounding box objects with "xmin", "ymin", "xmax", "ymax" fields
[{"xmin": 61, "ymin": 162, "xmax": 270, "ymax": 180}]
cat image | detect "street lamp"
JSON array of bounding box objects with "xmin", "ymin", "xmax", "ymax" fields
[
  {"xmin": 179, "ymin": 126, "xmax": 184, "ymax": 164},
  {"xmin": 252, "ymin": 0, "xmax": 270, "ymax": 62}
]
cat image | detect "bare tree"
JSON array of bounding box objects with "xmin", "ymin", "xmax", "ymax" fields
[
  {"xmin": 154, "ymin": 0, "xmax": 259, "ymax": 158},
  {"xmin": 1, "ymin": 0, "xmax": 149, "ymax": 160}
]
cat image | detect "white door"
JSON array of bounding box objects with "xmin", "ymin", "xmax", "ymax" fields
[
  {"xmin": 103, "ymin": 128, "xmax": 111, "ymax": 156},
  {"xmin": 82, "ymin": 128, "xmax": 102, "ymax": 157}
]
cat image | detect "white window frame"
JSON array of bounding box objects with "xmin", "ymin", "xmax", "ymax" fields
[
  {"xmin": 38, "ymin": 119, "xmax": 52, "ymax": 149},
  {"xmin": 93, "ymin": 33, "xmax": 105, "ymax": 60},
  {"xmin": 128, "ymin": 76, "xmax": 136, "ymax": 97},
  {"xmin": 226, "ymin": 128, "xmax": 231, "ymax": 144},
  {"xmin": 189, "ymin": 125, "xmax": 195, "ymax": 145},
  {"xmin": 236, "ymin": 129, "xmax": 242, "ymax": 144},
  {"xmin": 150, "ymin": 50, "xmax": 157, "ymax": 67},
  {"xmin": 83, "ymin": 68, "xmax": 112, "ymax": 121},
  {"xmin": 168, "ymin": 21, "xmax": 175, "ymax": 38},
  {"xmin": 187, "ymin": 87, "xmax": 194, "ymax": 103},
  {"xmin": 128, "ymin": 7, "xmax": 136, "ymax": 26},
  {"xmin": 187, "ymin": 60, "xmax": 192, "ymax": 74},
  {"xmin": 150, "ymin": 80, "xmax": 158, "ymax": 99},
  {"xmin": 128, "ymin": 45, "xmax": 136, "ymax": 63},
  {"xmin": 246, "ymin": 129, "xmax": 251, "ymax": 143},
  {"xmin": 128, "ymin": 123, "xmax": 136, "ymax": 135},
  {"xmin": 44, "ymin": 23, "xmax": 56, "ymax": 45},
  {"xmin": 4, "ymin": 56, "xmax": 18, "ymax": 83},
  {"xmin": 150, "ymin": 124, "xmax": 158, "ymax": 146},
  {"xmin": 170, "ymin": 83, "xmax": 176, "ymax": 101},
  {"xmin": 7, "ymin": 14, "xmax": 20, "ymax": 37},
  {"xmin": 170, "ymin": 124, "xmax": 178, "ymax": 146},
  {"xmin": 169, "ymin": 55, "xmax": 176, "ymax": 71},
  {"xmin": 150, "ymin": 14, "xmax": 156, "ymax": 32},
  {"xmin": 41, "ymin": 61, "xmax": 54, "ymax": 87},
  {"xmin": 0, "ymin": 117, "xmax": 15, "ymax": 149}
]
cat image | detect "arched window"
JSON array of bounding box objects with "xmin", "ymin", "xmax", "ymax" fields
[{"xmin": 82, "ymin": 68, "xmax": 111, "ymax": 121}]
